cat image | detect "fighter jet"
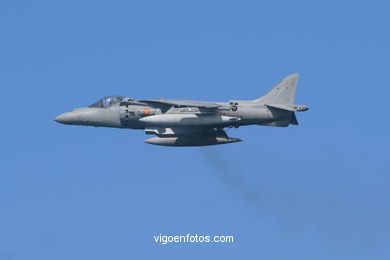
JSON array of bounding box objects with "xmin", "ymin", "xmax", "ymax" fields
[{"xmin": 54, "ymin": 74, "xmax": 308, "ymax": 146}]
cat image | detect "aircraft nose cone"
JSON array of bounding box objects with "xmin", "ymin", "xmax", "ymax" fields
[{"xmin": 54, "ymin": 112, "xmax": 80, "ymax": 125}]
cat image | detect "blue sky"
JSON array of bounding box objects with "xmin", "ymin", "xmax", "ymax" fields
[{"xmin": 0, "ymin": 0, "xmax": 389, "ymax": 259}]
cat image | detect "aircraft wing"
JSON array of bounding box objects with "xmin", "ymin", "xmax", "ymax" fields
[
  {"xmin": 145, "ymin": 126, "xmax": 208, "ymax": 136},
  {"xmin": 138, "ymin": 99, "xmax": 221, "ymax": 109}
]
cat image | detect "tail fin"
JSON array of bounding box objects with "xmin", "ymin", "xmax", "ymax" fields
[{"xmin": 254, "ymin": 74, "xmax": 299, "ymax": 104}]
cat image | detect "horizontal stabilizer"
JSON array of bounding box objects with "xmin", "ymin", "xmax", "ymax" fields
[{"xmin": 265, "ymin": 104, "xmax": 309, "ymax": 112}]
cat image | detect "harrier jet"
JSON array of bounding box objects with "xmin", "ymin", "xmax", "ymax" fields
[{"xmin": 54, "ymin": 74, "xmax": 308, "ymax": 146}]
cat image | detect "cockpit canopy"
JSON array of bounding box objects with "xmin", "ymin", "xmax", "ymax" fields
[{"xmin": 89, "ymin": 96, "xmax": 124, "ymax": 108}]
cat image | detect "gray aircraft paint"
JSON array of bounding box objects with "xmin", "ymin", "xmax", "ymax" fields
[{"xmin": 54, "ymin": 74, "xmax": 309, "ymax": 146}]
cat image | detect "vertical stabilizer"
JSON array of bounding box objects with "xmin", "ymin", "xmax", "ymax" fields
[{"xmin": 254, "ymin": 74, "xmax": 299, "ymax": 104}]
